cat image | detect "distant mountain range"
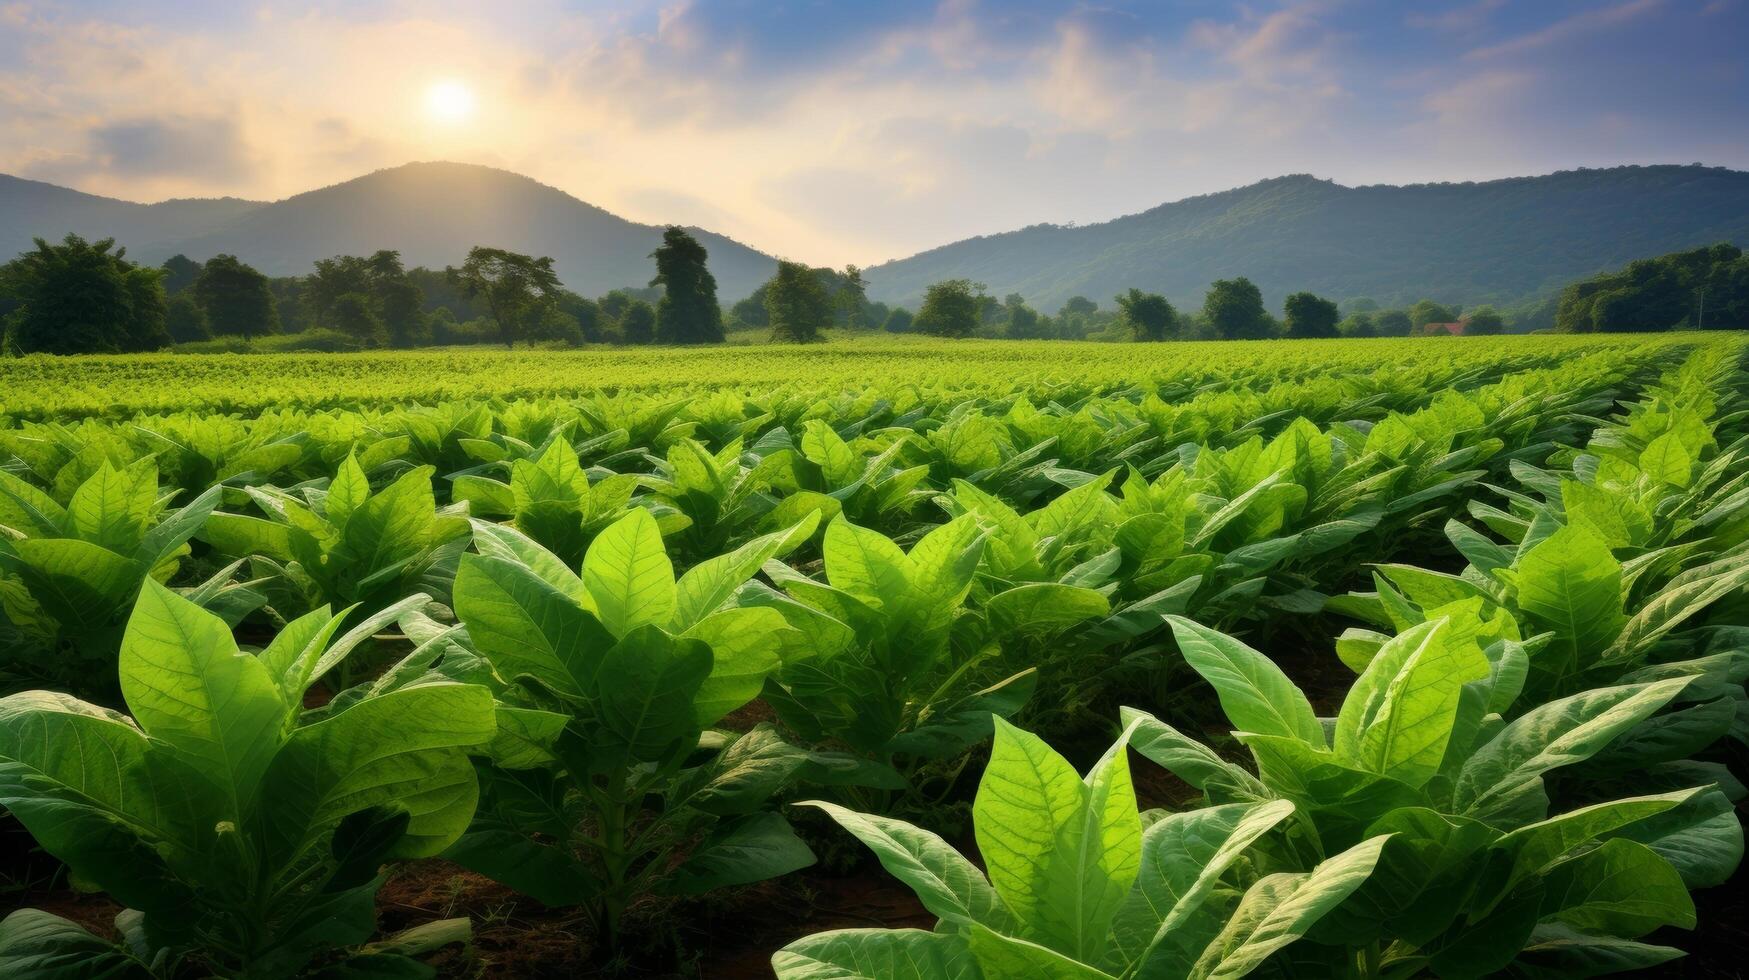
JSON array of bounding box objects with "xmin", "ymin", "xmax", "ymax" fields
[
  {"xmin": 864, "ymin": 165, "xmax": 1749, "ymax": 311},
  {"xmin": 4, "ymin": 161, "xmax": 1748, "ymax": 311},
  {"xmin": 0, "ymin": 162, "xmax": 780, "ymax": 301}
]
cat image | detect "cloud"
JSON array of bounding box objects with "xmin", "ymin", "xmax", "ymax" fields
[
  {"xmin": 1465, "ymin": 0, "xmax": 1662, "ymax": 60},
  {"xmin": 87, "ymin": 114, "xmax": 254, "ymax": 181}
]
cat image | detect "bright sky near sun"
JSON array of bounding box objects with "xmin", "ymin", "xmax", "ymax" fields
[{"xmin": 2, "ymin": 0, "xmax": 1746, "ymax": 266}]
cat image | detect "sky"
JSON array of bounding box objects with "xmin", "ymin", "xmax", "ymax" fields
[{"xmin": 2, "ymin": 0, "xmax": 1746, "ymax": 266}]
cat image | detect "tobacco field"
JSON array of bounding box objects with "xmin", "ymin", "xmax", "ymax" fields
[{"xmin": 0, "ymin": 334, "xmax": 1745, "ymax": 978}]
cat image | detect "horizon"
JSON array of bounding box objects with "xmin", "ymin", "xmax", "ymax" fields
[{"xmin": 4, "ymin": 1, "xmax": 1747, "ymax": 267}]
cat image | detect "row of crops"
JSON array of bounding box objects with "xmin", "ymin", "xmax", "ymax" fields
[{"xmin": 0, "ymin": 334, "xmax": 1745, "ymax": 977}]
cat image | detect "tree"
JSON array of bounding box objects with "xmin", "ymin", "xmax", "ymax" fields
[
  {"xmin": 650, "ymin": 227, "xmax": 723, "ymax": 344},
  {"xmin": 835, "ymin": 265, "xmax": 869, "ymax": 328},
  {"xmin": 621, "ymin": 300, "xmax": 656, "ymax": 345},
  {"xmin": 554, "ymin": 290, "xmax": 603, "ymax": 343},
  {"xmin": 165, "ymin": 293, "xmax": 210, "ymax": 343},
  {"xmin": 764, "ymin": 260, "xmax": 833, "ymax": 343},
  {"xmin": 1373, "ymin": 310, "xmax": 1413, "ymax": 336},
  {"xmin": 1345, "ymin": 297, "xmax": 1380, "ymax": 314},
  {"xmin": 307, "ymin": 251, "xmax": 427, "ymax": 347},
  {"xmin": 914, "ymin": 279, "xmax": 984, "ymax": 338},
  {"xmin": 1006, "ymin": 301, "xmax": 1046, "ymax": 339},
  {"xmin": 1, "ymin": 235, "xmax": 169, "ymax": 354},
  {"xmin": 528, "ymin": 303, "xmax": 584, "ymax": 345},
  {"xmin": 193, "ymin": 254, "xmax": 278, "ymax": 339},
  {"xmin": 1338, "ymin": 312, "xmax": 1376, "ymax": 338},
  {"xmin": 1556, "ymin": 243, "xmax": 1747, "ymax": 333},
  {"xmin": 330, "ymin": 292, "xmax": 387, "ymax": 347},
  {"xmin": 160, "ymin": 254, "xmax": 202, "ymax": 295},
  {"xmin": 1060, "ymin": 296, "xmax": 1098, "ymax": 319},
  {"xmin": 1283, "ymin": 291, "xmax": 1340, "ymax": 339},
  {"xmin": 1115, "ymin": 288, "xmax": 1178, "ymax": 341},
  {"xmin": 883, "ymin": 307, "xmax": 914, "ymax": 334},
  {"xmin": 379, "ymin": 277, "xmax": 430, "ymax": 347},
  {"xmin": 1202, "ymin": 277, "xmax": 1273, "ymax": 340},
  {"xmin": 1464, "ymin": 305, "xmax": 1505, "ymax": 335},
  {"xmin": 1408, "ymin": 299, "xmax": 1458, "ymax": 330},
  {"xmin": 447, "ymin": 247, "xmax": 561, "ymax": 348}
]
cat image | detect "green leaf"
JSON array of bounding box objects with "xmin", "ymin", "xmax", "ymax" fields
[
  {"xmin": 1496, "ymin": 789, "xmax": 1696, "ymax": 890},
  {"xmin": 595, "ymin": 626, "xmax": 711, "ymax": 765},
  {"xmin": 672, "ymin": 514, "xmax": 818, "ymax": 632},
  {"xmin": 1168, "ymin": 616, "xmax": 1324, "ymax": 746},
  {"xmin": 984, "ymin": 583, "xmax": 1110, "ymax": 638},
  {"xmin": 582, "ymin": 509, "xmax": 675, "ymax": 637},
  {"xmin": 772, "ymin": 929, "xmax": 980, "ymax": 980},
  {"xmin": 665, "ymin": 811, "xmax": 815, "ymax": 894},
  {"xmin": 119, "ymin": 580, "xmax": 286, "ymax": 820},
  {"xmin": 685, "ymin": 606, "xmax": 788, "ymax": 726},
  {"xmin": 1186, "ymin": 835, "xmax": 1388, "ymax": 980},
  {"xmin": 0, "ymin": 909, "xmax": 152, "ymax": 980},
  {"xmin": 453, "ymin": 553, "xmax": 616, "ymax": 700},
  {"xmin": 1638, "ymin": 431, "xmax": 1692, "ymax": 487},
  {"xmin": 1539, "ymin": 838, "xmax": 1694, "ymax": 937},
  {"xmin": 1513, "ymin": 525, "xmax": 1625, "ymax": 679},
  {"xmin": 823, "ymin": 517, "xmax": 912, "ymax": 610},
  {"xmin": 964, "ymin": 923, "xmax": 1117, "ymax": 979},
  {"xmin": 802, "ymin": 800, "xmax": 1012, "ymax": 931},
  {"xmin": 973, "ymin": 717, "xmax": 1141, "ymax": 962},
  {"xmin": 1333, "ymin": 619, "xmax": 1488, "ymax": 788},
  {"xmin": 1508, "ymin": 922, "xmax": 1685, "ymax": 978},
  {"xmin": 467, "ymin": 518, "xmax": 585, "ymax": 601}
]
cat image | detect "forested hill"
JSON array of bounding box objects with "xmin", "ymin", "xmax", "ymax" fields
[
  {"xmin": 0, "ymin": 162, "xmax": 780, "ymax": 300},
  {"xmin": 863, "ymin": 165, "xmax": 1749, "ymax": 311}
]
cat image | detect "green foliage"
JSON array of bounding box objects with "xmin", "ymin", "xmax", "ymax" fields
[
  {"xmin": 0, "ymin": 582, "xmax": 493, "ymax": 978},
  {"xmin": 652, "ymin": 226, "xmax": 725, "ymax": 344},
  {"xmin": 446, "ymin": 246, "xmax": 561, "ymax": 348},
  {"xmin": 164, "ymin": 292, "xmax": 210, "ymax": 343},
  {"xmin": 916, "ymin": 279, "xmax": 985, "ymax": 338},
  {"xmin": 0, "ymin": 235, "xmax": 170, "ymax": 354},
  {"xmin": 193, "ymin": 254, "xmax": 279, "ymax": 339},
  {"xmin": 444, "ymin": 510, "xmax": 819, "ymax": 952},
  {"xmin": 766, "ymin": 259, "xmax": 834, "ymax": 342},
  {"xmin": 1557, "ymin": 243, "xmax": 1748, "ymax": 333},
  {"xmin": 1116, "ymin": 288, "xmax": 1178, "ymax": 341},
  {"xmin": 1203, "ymin": 277, "xmax": 1274, "ymax": 340},
  {"xmin": 621, "ymin": 298, "xmax": 656, "ymax": 344},
  {"xmin": 1283, "ymin": 291, "xmax": 1340, "ymax": 339},
  {"xmin": 1464, "ymin": 304, "xmax": 1506, "ymax": 335},
  {"xmin": 773, "ymin": 718, "xmax": 1387, "ymax": 980}
]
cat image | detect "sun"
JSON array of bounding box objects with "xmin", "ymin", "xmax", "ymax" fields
[{"xmin": 424, "ymin": 80, "xmax": 476, "ymax": 125}]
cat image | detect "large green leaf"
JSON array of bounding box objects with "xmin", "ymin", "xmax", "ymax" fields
[
  {"xmin": 582, "ymin": 508, "xmax": 675, "ymax": 636},
  {"xmin": 772, "ymin": 929, "xmax": 981, "ymax": 980},
  {"xmin": 1168, "ymin": 617, "xmax": 1324, "ymax": 746},
  {"xmin": 664, "ymin": 811, "xmax": 815, "ymax": 894},
  {"xmin": 685, "ymin": 606, "xmax": 789, "ymax": 726},
  {"xmin": 1513, "ymin": 525, "xmax": 1625, "ymax": 677},
  {"xmin": 1333, "ymin": 619, "xmax": 1488, "ymax": 788},
  {"xmin": 118, "ymin": 581, "xmax": 286, "ymax": 820},
  {"xmin": 0, "ymin": 909, "xmax": 152, "ymax": 980},
  {"xmin": 452, "ymin": 553, "xmax": 616, "ymax": 700},
  {"xmin": 804, "ymin": 800, "xmax": 1012, "ymax": 932},
  {"xmin": 1539, "ymin": 838, "xmax": 1695, "ymax": 937},
  {"xmin": 594, "ymin": 626, "xmax": 711, "ymax": 765}
]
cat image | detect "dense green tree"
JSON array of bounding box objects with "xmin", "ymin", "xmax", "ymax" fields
[
  {"xmin": 1, "ymin": 235, "xmax": 170, "ymax": 354},
  {"xmin": 1202, "ymin": 277, "xmax": 1273, "ymax": 340},
  {"xmin": 650, "ymin": 227, "xmax": 723, "ymax": 344},
  {"xmin": 598, "ymin": 289, "xmax": 634, "ymax": 324},
  {"xmin": 307, "ymin": 251, "xmax": 427, "ymax": 347},
  {"xmin": 1556, "ymin": 243, "xmax": 1747, "ymax": 333},
  {"xmin": 447, "ymin": 247, "xmax": 561, "ymax": 348},
  {"xmin": 1408, "ymin": 298, "xmax": 1459, "ymax": 329},
  {"xmin": 1337, "ymin": 312, "xmax": 1376, "ymax": 338},
  {"xmin": 835, "ymin": 265, "xmax": 869, "ymax": 328},
  {"xmin": 379, "ymin": 277, "xmax": 429, "ymax": 347},
  {"xmin": 164, "ymin": 293, "xmax": 210, "ymax": 343},
  {"xmin": 554, "ymin": 290, "xmax": 603, "ymax": 343},
  {"xmin": 730, "ymin": 291, "xmax": 769, "ymax": 327},
  {"xmin": 882, "ymin": 307, "xmax": 914, "ymax": 334},
  {"xmin": 915, "ymin": 279, "xmax": 984, "ymax": 338},
  {"xmin": 764, "ymin": 260, "xmax": 833, "ymax": 343},
  {"xmin": 621, "ymin": 299, "xmax": 656, "ymax": 345},
  {"xmin": 1115, "ymin": 288, "xmax": 1177, "ymax": 341},
  {"xmin": 193, "ymin": 254, "xmax": 278, "ymax": 339},
  {"xmin": 1005, "ymin": 298, "xmax": 1047, "ymax": 339},
  {"xmin": 1464, "ymin": 305, "xmax": 1505, "ymax": 335},
  {"xmin": 1373, "ymin": 309, "xmax": 1413, "ymax": 336},
  {"xmin": 1060, "ymin": 296, "xmax": 1098, "ymax": 319},
  {"xmin": 327, "ymin": 292, "xmax": 385, "ymax": 347},
  {"xmin": 1283, "ymin": 291, "xmax": 1340, "ymax": 339},
  {"xmin": 160, "ymin": 254, "xmax": 203, "ymax": 295}
]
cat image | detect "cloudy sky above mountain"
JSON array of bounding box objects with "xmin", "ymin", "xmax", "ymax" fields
[{"xmin": 3, "ymin": 0, "xmax": 1745, "ymax": 265}]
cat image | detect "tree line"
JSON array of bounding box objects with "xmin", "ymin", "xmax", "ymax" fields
[{"xmin": 2, "ymin": 232, "xmax": 1740, "ymax": 355}]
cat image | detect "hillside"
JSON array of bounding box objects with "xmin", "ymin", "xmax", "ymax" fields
[
  {"xmin": 0, "ymin": 163, "xmax": 778, "ymax": 300},
  {"xmin": 862, "ymin": 165, "xmax": 1749, "ymax": 311}
]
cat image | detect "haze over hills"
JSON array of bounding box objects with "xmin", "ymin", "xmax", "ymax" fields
[
  {"xmin": 863, "ymin": 165, "xmax": 1749, "ymax": 312},
  {"xmin": 0, "ymin": 162, "xmax": 781, "ymax": 301},
  {"xmin": 4, "ymin": 162, "xmax": 1748, "ymax": 313}
]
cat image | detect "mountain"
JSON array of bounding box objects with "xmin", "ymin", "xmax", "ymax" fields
[
  {"xmin": 862, "ymin": 165, "xmax": 1749, "ymax": 312},
  {"xmin": 0, "ymin": 162, "xmax": 778, "ymax": 300}
]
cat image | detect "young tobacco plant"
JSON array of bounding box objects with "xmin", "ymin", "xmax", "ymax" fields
[
  {"xmin": 772, "ymin": 717, "xmax": 1388, "ymax": 979},
  {"xmin": 0, "ymin": 460, "xmax": 247, "ymax": 697},
  {"xmin": 0, "ymin": 581, "xmax": 494, "ymax": 979},
  {"xmin": 1125, "ymin": 614, "xmax": 1740, "ymax": 977},
  {"xmin": 443, "ymin": 509, "xmax": 824, "ymax": 954},
  {"xmin": 749, "ymin": 515, "xmax": 1047, "ymax": 808},
  {"xmin": 201, "ymin": 454, "xmax": 471, "ymax": 626}
]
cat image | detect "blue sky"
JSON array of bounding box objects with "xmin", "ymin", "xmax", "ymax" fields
[{"xmin": 2, "ymin": 0, "xmax": 1745, "ymax": 263}]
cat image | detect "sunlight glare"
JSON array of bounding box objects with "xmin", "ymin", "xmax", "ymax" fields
[{"xmin": 424, "ymin": 80, "xmax": 476, "ymax": 125}]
